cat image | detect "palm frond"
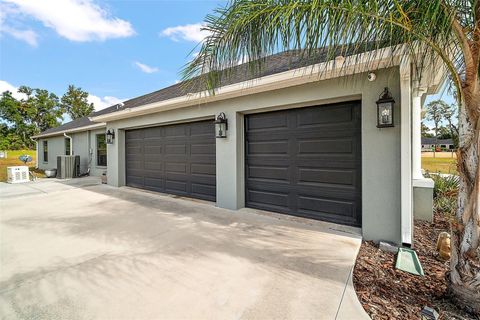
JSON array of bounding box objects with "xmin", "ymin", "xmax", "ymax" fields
[{"xmin": 181, "ymin": 0, "xmax": 475, "ymax": 103}]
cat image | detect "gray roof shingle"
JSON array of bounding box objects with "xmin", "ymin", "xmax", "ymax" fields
[
  {"xmin": 422, "ymin": 137, "xmax": 454, "ymax": 144},
  {"xmin": 35, "ymin": 44, "xmax": 389, "ymax": 138}
]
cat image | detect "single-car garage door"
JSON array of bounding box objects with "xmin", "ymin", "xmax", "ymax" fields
[
  {"xmin": 245, "ymin": 101, "xmax": 362, "ymax": 227},
  {"xmin": 126, "ymin": 120, "xmax": 216, "ymax": 201}
]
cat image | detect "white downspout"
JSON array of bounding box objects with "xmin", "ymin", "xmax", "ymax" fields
[
  {"xmin": 400, "ymin": 59, "xmax": 413, "ymax": 247},
  {"xmin": 64, "ymin": 133, "xmax": 73, "ymax": 156},
  {"xmin": 30, "ymin": 137, "xmax": 38, "ymax": 169}
]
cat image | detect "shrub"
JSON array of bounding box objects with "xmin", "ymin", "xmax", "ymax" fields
[{"xmin": 431, "ymin": 174, "xmax": 459, "ymax": 217}]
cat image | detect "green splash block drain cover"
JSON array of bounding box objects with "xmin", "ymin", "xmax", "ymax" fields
[{"xmin": 395, "ymin": 248, "xmax": 424, "ymax": 276}]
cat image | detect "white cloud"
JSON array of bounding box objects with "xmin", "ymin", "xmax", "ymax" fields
[
  {"xmin": 134, "ymin": 61, "xmax": 159, "ymax": 74},
  {"xmin": 2, "ymin": 0, "xmax": 135, "ymax": 42},
  {"xmin": 160, "ymin": 23, "xmax": 210, "ymax": 43},
  {"xmin": 88, "ymin": 94, "xmax": 124, "ymax": 111},
  {"xmin": 0, "ymin": 25, "xmax": 38, "ymax": 46},
  {"xmin": 0, "ymin": 80, "xmax": 27, "ymax": 100}
]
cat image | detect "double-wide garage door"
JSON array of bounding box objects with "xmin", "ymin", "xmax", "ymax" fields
[
  {"xmin": 125, "ymin": 120, "xmax": 216, "ymax": 201},
  {"xmin": 245, "ymin": 101, "xmax": 362, "ymax": 227}
]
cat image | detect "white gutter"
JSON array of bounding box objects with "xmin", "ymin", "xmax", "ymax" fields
[
  {"xmin": 32, "ymin": 123, "xmax": 106, "ymax": 139},
  {"xmin": 90, "ymin": 46, "xmax": 406, "ymax": 123},
  {"xmin": 63, "ymin": 133, "xmax": 73, "ymax": 156},
  {"xmin": 30, "ymin": 137, "xmax": 38, "ymax": 169}
]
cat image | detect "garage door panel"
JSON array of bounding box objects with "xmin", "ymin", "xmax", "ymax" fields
[
  {"xmin": 164, "ymin": 125, "xmax": 187, "ymax": 138},
  {"xmin": 165, "ymin": 144, "xmax": 186, "ymax": 155},
  {"xmin": 126, "ymin": 130, "xmax": 143, "ymax": 139},
  {"xmin": 298, "ymin": 139, "xmax": 353, "ymax": 154},
  {"xmin": 126, "ymin": 175, "xmax": 144, "ymax": 187},
  {"xmin": 144, "ymin": 145, "xmax": 162, "ymax": 155},
  {"xmin": 126, "ymin": 120, "xmax": 216, "ymax": 201},
  {"xmin": 192, "ymin": 183, "xmax": 216, "ymax": 200},
  {"xmin": 297, "ymin": 196, "xmax": 355, "ymax": 216},
  {"xmin": 298, "ymin": 168, "xmax": 355, "ymax": 186},
  {"xmin": 246, "ymin": 101, "xmax": 361, "ymax": 227},
  {"xmin": 144, "ymin": 161, "xmax": 162, "ymax": 171},
  {"xmin": 247, "ymin": 189, "xmax": 289, "ymax": 207},
  {"xmin": 165, "ymin": 180, "xmax": 187, "ymax": 193},
  {"xmin": 144, "ymin": 176, "xmax": 163, "ymax": 188},
  {"xmin": 143, "ymin": 127, "xmax": 162, "ymax": 138},
  {"xmin": 191, "ymin": 163, "xmax": 215, "ymax": 175},
  {"xmin": 247, "ymin": 165, "xmax": 289, "ymax": 182},
  {"xmin": 165, "ymin": 162, "xmax": 186, "ymax": 173},
  {"xmin": 191, "ymin": 143, "xmax": 215, "ymax": 155},
  {"xmin": 246, "ymin": 112, "xmax": 288, "ymax": 131},
  {"xmin": 297, "ymin": 104, "xmax": 353, "ymax": 126},
  {"xmin": 190, "ymin": 121, "xmax": 214, "ymax": 134},
  {"xmin": 190, "ymin": 173, "xmax": 216, "ymax": 184},
  {"xmin": 248, "ymin": 141, "xmax": 289, "ymax": 155}
]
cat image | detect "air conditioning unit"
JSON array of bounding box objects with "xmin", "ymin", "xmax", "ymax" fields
[
  {"xmin": 7, "ymin": 166, "xmax": 29, "ymax": 184},
  {"xmin": 56, "ymin": 155, "xmax": 80, "ymax": 179}
]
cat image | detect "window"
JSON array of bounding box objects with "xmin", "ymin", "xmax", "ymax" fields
[
  {"xmin": 96, "ymin": 134, "xmax": 107, "ymax": 166},
  {"xmin": 65, "ymin": 138, "xmax": 71, "ymax": 155},
  {"xmin": 43, "ymin": 140, "xmax": 48, "ymax": 162}
]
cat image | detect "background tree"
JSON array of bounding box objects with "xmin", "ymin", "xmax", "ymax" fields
[
  {"xmin": 184, "ymin": 0, "xmax": 480, "ymax": 312},
  {"xmin": 442, "ymin": 103, "xmax": 460, "ymax": 147},
  {"xmin": 61, "ymin": 85, "xmax": 94, "ymax": 119},
  {"xmin": 0, "ymin": 87, "xmax": 63, "ymax": 149},
  {"xmin": 424, "ymin": 100, "xmax": 447, "ymax": 139},
  {"xmin": 421, "ymin": 123, "xmax": 434, "ymax": 138},
  {"xmin": 437, "ymin": 126, "xmax": 454, "ymax": 140}
]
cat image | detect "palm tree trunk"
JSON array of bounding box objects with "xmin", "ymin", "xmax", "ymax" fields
[{"xmin": 449, "ymin": 91, "xmax": 480, "ymax": 314}]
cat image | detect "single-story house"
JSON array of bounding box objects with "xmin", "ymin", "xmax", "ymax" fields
[
  {"xmin": 32, "ymin": 46, "xmax": 445, "ymax": 246},
  {"xmin": 32, "ymin": 115, "xmax": 109, "ymax": 177},
  {"xmin": 421, "ymin": 137, "xmax": 455, "ymax": 151}
]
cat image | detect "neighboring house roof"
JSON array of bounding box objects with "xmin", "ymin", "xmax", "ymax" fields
[{"xmin": 421, "ymin": 137, "xmax": 454, "ymax": 145}]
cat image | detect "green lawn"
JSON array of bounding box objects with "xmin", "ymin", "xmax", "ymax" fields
[
  {"xmin": 0, "ymin": 150, "xmax": 44, "ymax": 182},
  {"xmin": 422, "ymin": 156, "xmax": 458, "ymax": 174}
]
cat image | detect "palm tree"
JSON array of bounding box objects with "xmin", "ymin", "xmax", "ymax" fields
[{"xmin": 183, "ymin": 0, "xmax": 480, "ymax": 313}]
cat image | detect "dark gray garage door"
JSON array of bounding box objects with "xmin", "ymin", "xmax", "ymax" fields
[
  {"xmin": 126, "ymin": 120, "xmax": 216, "ymax": 201},
  {"xmin": 245, "ymin": 101, "xmax": 362, "ymax": 227}
]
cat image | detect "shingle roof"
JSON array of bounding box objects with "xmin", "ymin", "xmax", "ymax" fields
[
  {"xmin": 94, "ymin": 45, "xmax": 373, "ymax": 117},
  {"xmin": 35, "ymin": 43, "xmax": 390, "ymax": 138},
  {"xmin": 422, "ymin": 137, "xmax": 454, "ymax": 144},
  {"xmin": 33, "ymin": 103, "xmax": 128, "ymax": 137}
]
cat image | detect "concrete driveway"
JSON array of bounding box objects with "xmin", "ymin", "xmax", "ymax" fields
[{"xmin": 0, "ymin": 177, "xmax": 368, "ymax": 319}]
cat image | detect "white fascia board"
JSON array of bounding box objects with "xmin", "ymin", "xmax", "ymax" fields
[
  {"xmin": 91, "ymin": 47, "xmax": 405, "ymax": 123},
  {"xmin": 31, "ymin": 123, "xmax": 106, "ymax": 139}
]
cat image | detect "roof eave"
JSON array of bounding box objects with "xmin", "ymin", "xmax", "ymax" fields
[
  {"xmin": 31, "ymin": 122, "xmax": 106, "ymax": 139},
  {"xmin": 90, "ymin": 47, "xmax": 408, "ymax": 123}
]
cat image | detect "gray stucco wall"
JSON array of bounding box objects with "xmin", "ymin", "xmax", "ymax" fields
[
  {"xmin": 89, "ymin": 129, "xmax": 107, "ymax": 177},
  {"xmin": 72, "ymin": 131, "xmax": 89, "ymax": 174},
  {"xmin": 37, "ymin": 136, "xmax": 65, "ymax": 170},
  {"xmin": 105, "ymin": 68, "xmax": 402, "ymax": 243},
  {"xmin": 36, "ymin": 128, "xmax": 106, "ymax": 177}
]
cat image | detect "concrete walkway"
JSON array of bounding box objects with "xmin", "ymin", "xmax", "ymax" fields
[{"xmin": 0, "ymin": 178, "xmax": 369, "ymax": 319}]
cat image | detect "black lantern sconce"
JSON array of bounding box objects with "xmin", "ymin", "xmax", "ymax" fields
[
  {"xmin": 215, "ymin": 112, "xmax": 228, "ymax": 138},
  {"xmin": 376, "ymin": 87, "xmax": 395, "ymax": 128},
  {"xmin": 106, "ymin": 129, "xmax": 115, "ymax": 144}
]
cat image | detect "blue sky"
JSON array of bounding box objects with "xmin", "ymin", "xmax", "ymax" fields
[
  {"xmin": 0, "ymin": 0, "xmax": 454, "ymax": 129},
  {"xmin": 0, "ymin": 0, "xmax": 226, "ymax": 110}
]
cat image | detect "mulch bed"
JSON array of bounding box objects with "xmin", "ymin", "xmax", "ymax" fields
[{"xmin": 353, "ymin": 212, "xmax": 478, "ymax": 320}]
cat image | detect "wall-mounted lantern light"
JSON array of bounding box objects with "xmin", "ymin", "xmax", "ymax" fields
[
  {"xmin": 106, "ymin": 129, "xmax": 115, "ymax": 144},
  {"xmin": 376, "ymin": 87, "xmax": 395, "ymax": 128},
  {"xmin": 215, "ymin": 112, "xmax": 228, "ymax": 138}
]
